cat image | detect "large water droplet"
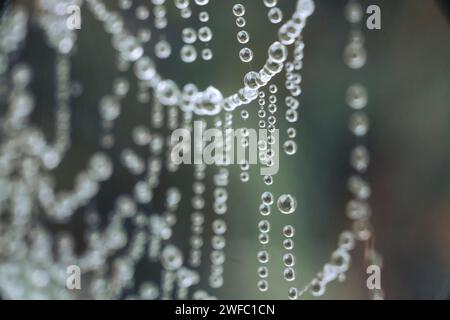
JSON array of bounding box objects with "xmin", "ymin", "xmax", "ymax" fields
[{"xmin": 277, "ymin": 194, "xmax": 297, "ymax": 214}]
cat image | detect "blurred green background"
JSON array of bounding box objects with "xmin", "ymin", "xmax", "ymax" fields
[{"xmin": 7, "ymin": 0, "xmax": 450, "ymax": 299}]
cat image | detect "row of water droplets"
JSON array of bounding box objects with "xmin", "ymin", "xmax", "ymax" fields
[{"xmin": 344, "ymin": 0, "xmax": 384, "ymax": 300}]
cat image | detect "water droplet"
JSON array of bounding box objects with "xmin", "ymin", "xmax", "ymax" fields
[
  {"xmin": 198, "ymin": 26, "xmax": 213, "ymax": 42},
  {"xmin": 257, "ymin": 250, "xmax": 269, "ymax": 263},
  {"xmin": 233, "ymin": 4, "xmax": 246, "ymax": 17},
  {"xmin": 259, "ymin": 203, "xmax": 271, "ymax": 216},
  {"xmin": 161, "ymin": 245, "xmax": 183, "ymax": 271},
  {"xmin": 346, "ymin": 84, "xmax": 368, "ymax": 109},
  {"xmin": 283, "ymin": 140, "xmax": 297, "ymax": 155},
  {"xmin": 287, "ymin": 127, "xmax": 296, "ymax": 138},
  {"xmin": 236, "ymin": 17, "xmax": 246, "ymax": 27},
  {"xmin": 268, "ymin": 7, "xmax": 283, "ymax": 24},
  {"xmin": 180, "ymin": 45, "xmax": 197, "ymax": 63},
  {"xmin": 346, "ymin": 199, "xmax": 371, "ymax": 220},
  {"xmin": 268, "ymin": 41, "xmax": 287, "ymax": 63},
  {"xmin": 288, "ymin": 287, "xmax": 298, "ymax": 300},
  {"xmin": 344, "ymin": 43, "xmax": 366, "ymax": 69},
  {"xmin": 349, "ymin": 112, "xmax": 369, "ymax": 136},
  {"xmin": 283, "ymin": 268, "xmax": 295, "ymax": 281},
  {"xmin": 350, "ymin": 145, "xmax": 370, "ymax": 172},
  {"xmin": 237, "ymin": 30, "xmax": 250, "ymax": 44},
  {"xmin": 258, "ymin": 233, "xmax": 269, "ymax": 245},
  {"xmin": 283, "ymin": 225, "xmax": 295, "ymax": 238},
  {"xmin": 258, "ymin": 266, "xmax": 268, "ymax": 278},
  {"xmin": 283, "ymin": 239, "xmax": 294, "ymax": 250},
  {"xmin": 155, "ymin": 40, "xmax": 172, "ymax": 59},
  {"xmin": 182, "ymin": 27, "xmax": 197, "ymax": 44},
  {"xmin": 277, "ymin": 194, "xmax": 297, "ymax": 214},
  {"xmin": 258, "ymin": 220, "xmax": 271, "ymax": 233},
  {"xmin": 257, "ymin": 279, "xmax": 268, "ymax": 292},
  {"xmin": 201, "ymin": 48, "xmax": 213, "ymax": 61},
  {"xmin": 286, "ymin": 109, "xmax": 298, "ymax": 123},
  {"xmin": 261, "ymin": 192, "xmax": 274, "ymax": 205},
  {"xmin": 240, "ymin": 48, "xmax": 254, "ymax": 63},
  {"xmin": 212, "ymin": 219, "xmax": 227, "ymax": 235},
  {"xmin": 338, "ymin": 231, "xmax": 356, "ymax": 251}
]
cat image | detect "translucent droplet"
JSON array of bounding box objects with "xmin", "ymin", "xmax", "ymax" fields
[
  {"xmin": 99, "ymin": 96, "xmax": 121, "ymax": 121},
  {"xmin": 257, "ymin": 250, "xmax": 269, "ymax": 263},
  {"xmin": 297, "ymin": 0, "xmax": 315, "ymax": 18},
  {"xmin": 195, "ymin": 0, "xmax": 209, "ymax": 6},
  {"xmin": 310, "ymin": 279, "xmax": 325, "ymax": 296},
  {"xmin": 258, "ymin": 233, "xmax": 269, "ymax": 245},
  {"xmin": 264, "ymin": 175, "xmax": 273, "ymax": 186},
  {"xmin": 338, "ymin": 231, "xmax": 356, "ymax": 251},
  {"xmin": 240, "ymin": 171, "xmax": 249, "ymax": 182},
  {"xmin": 345, "ymin": 1, "xmax": 363, "ymax": 23},
  {"xmin": 239, "ymin": 48, "xmax": 254, "ymax": 63},
  {"xmin": 288, "ymin": 287, "xmax": 298, "ymax": 300},
  {"xmin": 268, "ymin": 104, "xmax": 277, "ymax": 113},
  {"xmin": 346, "ymin": 84, "xmax": 368, "ymax": 110},
  {"xmin": 211, "ymin": 235, "xmax": 226, "ymax": 250},
  {"xmin": 236, "ymin": 17, "xmax": 246, "ymax": 27},
  {"xmin": 257, "ymin": 279, "xmax": 268, "ymax": 292},
  {"xmin": 350, "ymin": 145, "xmax": 370, "ymax": 172},
  {"xmin": 261, "ymin": 191, "xmax": 274, "ymax": 205},
  {"xmin": 180, "ymin": 45, "xmax": 197, "ymax": 63},
  {"xmin": 201, "ymin": 48, "xmax": 213, "ymax": 61},
  {"xmin": 346, "ymin": 200, "xmax": 371, "ymax": 220},
  {"xmin": 258, "ymin": 220, "xmax": 271, "ymax": 233},
  {"xmin": 263, "ymin": 0, "xmax": 277, "ymax": 8},
  {"xmin": 212, "ymin": 219, "xmax": 227, "ymax": 235},
  {"xmin": 353, "ymin": 219, "xmax": 373, "ymax": 241},
  {"xmin": 182, "ymin": 27, "xmax": 197, "ymax": 44},
  {"xmin": 161, "ymin": 245, "xmax": 183, "ymax": 271},
  {"xmin": 180, "ymin": 8, "xmax": 192, "ymax": 18},
  {"xmin": 237, "ymin": 30, "xmax": 250, "ymax": 44},
  {"xmin": 349, "ymin": 112, "xmax": 369, "ymax": 136},
  {"xmin": 268, "ymin": 41, "xmax": 287, "ymax": 63},
  {"xmin": 268, "ymin": 7, "xmax": 283, "ymax": 24},
  {"xmin": 286, "ymin": 109, "xmax": 298, "ymax": 123},
  {"xmin": 347, "ymin": 176, "xmax": 371, "ymax": 199},
  {"xmin": 283, "ymin": 225, "xmax": 295, "ymax": 238},
  {"xmin": 89, "ymin": 153, "xmax": 113, "ymax": 181},
  {"xmin": 139, "ymin": 282, "xmax": 159, "ymax": 300},
  {"xmin": 330, "ymin": 249, "xmax": 351, "ymax": 272},
  {"xmin": 135, "ymin": 5, "xmax": 150, "ymax": 20},
  {"xmin": 344, "ymin": 44, "xmax": 366, "ymax": 69},
  {"xmin": 132, "ymin": 126, "xmax": 152, "ymax": 146},
  {"xmin": 244, "ymin": 71, "xmax": 260, "ymax": 89},
  {"xmin": 259, "ymin": 203, "xmax": 271, "ymax": 216},
  {"xmin": 233, "ymin": 4, "xmax": 246, "ymax": 17},
  {"xmin": 287, "ymin": 127, "xmax": 296, "ymax": 138},
  {"xmin": 210, "ymin": 250, "xmax": 226, "ymax": 265},
  {"xmin": 277, "ymin": 195, "xmax": 297, "ymax": 214},
  {"xmin": 283, "ymin": 239, "xmax": 294, "ymax": 250},
  {"xmin": 283, "ymin": 268, "xmax": 295, "ymax": 281},
  {"xmin": 175, "ymin": 0, "xmax": 190, "ymax": 10},
  {"xmin": 283, "ymin": 140, "xmax": 297, "ymax": 155},
  {"xmin": 119, "ymin": 0, "xmax": 132, "ymax": 10},
  {"xmin": 134, "ymin": 56, "xmax": 156, "ymax": 80},
  {"xmin": 283, "ymin": 253, "xmax": 295, "ymax": 267},
  {"xmin": 199, "ymin": 11, "xmax": 209, "ymax": 22},
  {"xmin": 113, "ymin": 77, "xmax": 130, "ymax": 96},
  {"xmin": 155, "ymin": 40, "xmax": 172, "ymax": 59},
  {"xmin": 258, "ymin": 266, "xmax": 268, "ymax": 278},
  {"xmin": 198, "ymin": 26, "xmax": 213, "ymax": 42}
]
